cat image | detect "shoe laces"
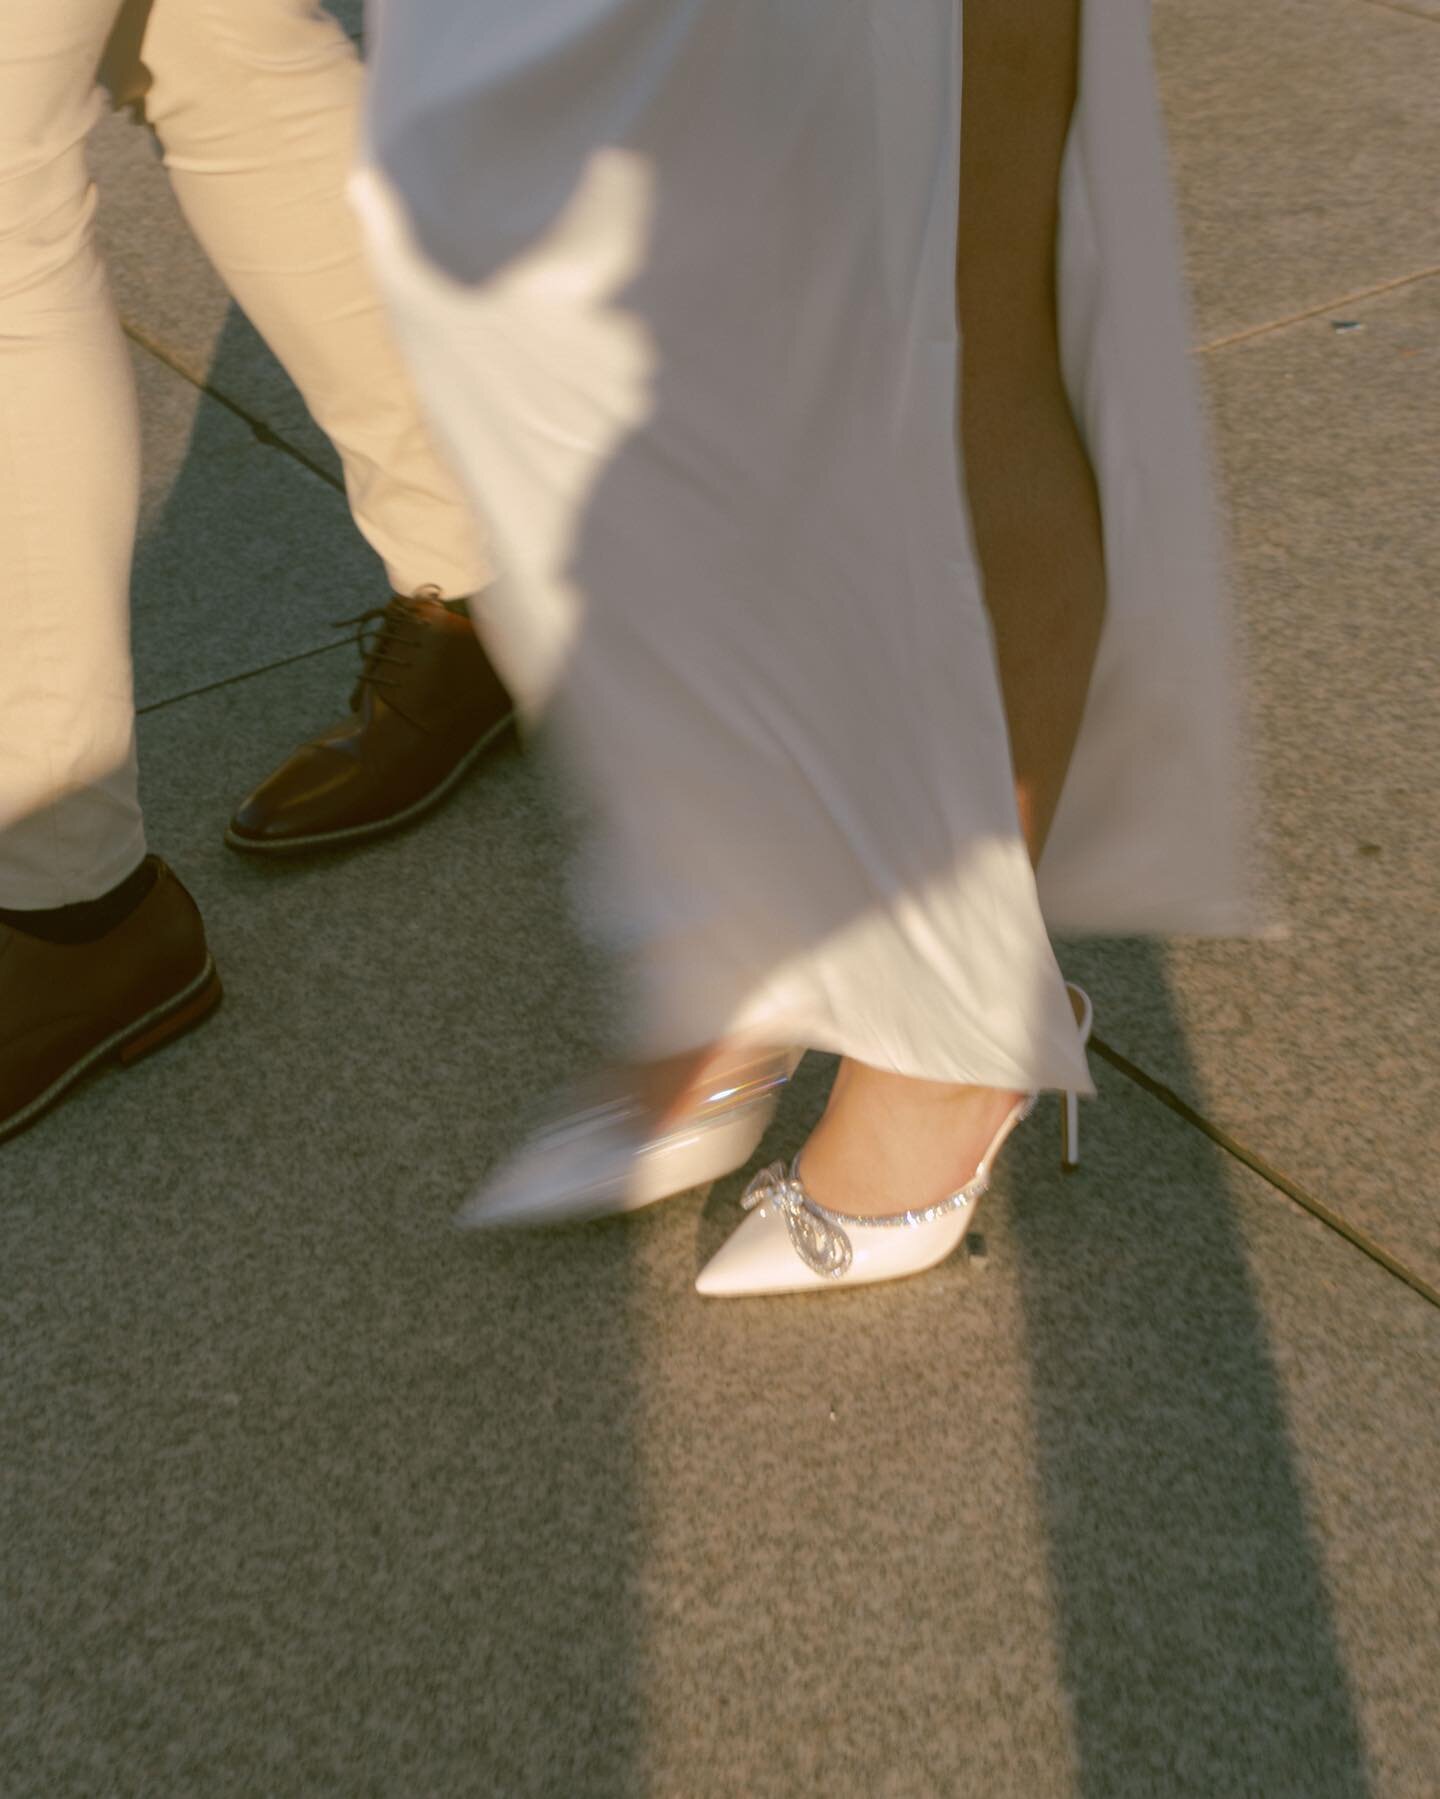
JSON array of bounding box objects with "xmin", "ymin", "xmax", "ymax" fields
[{"xmin": 333, "ymin": 590, "xmax": 437, "ymax": 696}]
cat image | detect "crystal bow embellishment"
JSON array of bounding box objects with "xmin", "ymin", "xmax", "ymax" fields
[{"xmin": 741, "ymin": 1161, "xmax": 853, "ymax": 1279}]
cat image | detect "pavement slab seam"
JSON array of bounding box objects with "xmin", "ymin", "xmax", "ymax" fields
[
  {"xmin": 119, "ymin": 342, "xmax": 380, "ymax": 710},
  {"xmin": 1197, "ymin": 266, "xmax": 1440, "ymax": 353},
  {"xmin": 1071, "ymin": 274, "xmax": 1440, "ymax": 1288},
  {"xmin": 134, "ymin": 639, "xmax": 353, "ymax": 719},
  {"xmin": 1092, "ymin": 1036, "xmax": 1440, "ymax": 1314},
  {"xmin": 121, "ymin": 318, "xmax": 346, "ymax": 500}
]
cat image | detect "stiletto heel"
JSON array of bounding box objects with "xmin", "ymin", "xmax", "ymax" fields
[
  {"xmin": 1061, "ymin": 981, "xmax": 1093, "ymax": 1173},
  {"xmin": 695, "ymin": 983, "xmax": 1093, "ymax": 1297},
  {"xmin": 1061, "ymin": 1088, "xmax": 1080, "ymax": 1170}
]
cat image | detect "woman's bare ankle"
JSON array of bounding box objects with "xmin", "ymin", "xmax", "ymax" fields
[{"xmin": 799, "ymin": 1060, "xmax": 1023, "ymax": 1219}]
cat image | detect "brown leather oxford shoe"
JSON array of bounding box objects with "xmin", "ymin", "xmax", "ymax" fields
[
  {"xmin": 226, "ymin": 591, "xmax": 515, "ymax": 854},
  {"xmin": 0, "ymin": 858, "xmax": 221, "ymax": 1143}
]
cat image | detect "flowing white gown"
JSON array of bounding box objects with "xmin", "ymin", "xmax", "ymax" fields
[{"xmin": 355, "ymin": 0, "xmax": 1248, "ymax": 1094}]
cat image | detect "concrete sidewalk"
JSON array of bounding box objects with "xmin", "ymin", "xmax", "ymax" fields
[{"xmin": 4, "ymin": 2, "xmax": 1438, "ymax": 1793}]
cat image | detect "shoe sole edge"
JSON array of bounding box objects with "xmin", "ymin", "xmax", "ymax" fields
[
  {"xmin": 0, "ymin": 956, "xmax": 222, "ymax": 1145},
  {"xmin": 223, "ymin": 712, "xmax": 516, "ymax": 857}
]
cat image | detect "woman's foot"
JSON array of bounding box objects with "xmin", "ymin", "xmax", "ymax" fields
[
  {"xmin": 609, "ymin": 1042, "xmax": 730, "ymax": 1131},
  {"xmin": 696, "ymin": 985, "xmax": 1093, "ymax": 1296},
  {"xmin": 693, "ymin": 1075, "xmax": 1036, "ymax": 1299},
  {"xmin": 688, "ymin": 1067, "xmax": 1024, "ymax": 1297},
  {"xmin": 458, "ymin": 1040, "xmax": 795, "ymax": 1228},
  {"xmin": 797, "ymin": 1060, "xmax": 1024, "ymax": 1220}
]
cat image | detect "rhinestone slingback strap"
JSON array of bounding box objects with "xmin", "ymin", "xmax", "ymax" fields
[{"xmin": 740, "ymin": 1092, "xmax": 1037, "ymax": 1281}]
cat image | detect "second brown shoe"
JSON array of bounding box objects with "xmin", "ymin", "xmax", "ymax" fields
[
  {"xmin": 0, "ymin": 858, "xmax": 220, "ymax": 1144},
  {"xmin": 226, "ymin": 591, "xmax": 516, "ymax": 855}
]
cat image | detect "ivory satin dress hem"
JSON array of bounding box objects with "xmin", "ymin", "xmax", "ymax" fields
[{"xmin": 353, "ymin": 0, "xmax": 1249, "ymax": 1094}]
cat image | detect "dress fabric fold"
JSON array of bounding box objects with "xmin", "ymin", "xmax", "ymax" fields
[{"xmin": 356, "ymin": 0, "xmax": 1247, "ymax": 1092}]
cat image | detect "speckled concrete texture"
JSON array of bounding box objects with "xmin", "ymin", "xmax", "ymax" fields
[
  {"xmin": 128, "ymin": 344, "xmax": 379, "ymax": 710},
  {"xmin": 4, "ymin": 1, "xmax": 1438, "ymax": 1793},
  {"xmin": 1155, "ymin": 0, "xmax": 1440, "ymax": 344},
  {"xmin": 1357, "ymin": 0, "xmax": 1440, "ymax": 25},
  {"xmin": 4, "ymin": 659, "xmax": 1438, "ymax": 1797},
  {"xmin": 1062, "ymin": 276, "xmax": 1440, "ymax": 1290}
]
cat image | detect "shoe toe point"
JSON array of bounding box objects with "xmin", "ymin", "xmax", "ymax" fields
[
  {"xmin": 695, "ymin": 1207, "xmax": 801, "ymax": 1298},
  {"xmin": 225, "ymin": 790, "xmax": 304, "ymax": 849},
  {"xmin": 454, "ymin": 1186, "xmax": 525, "ymax": 1230},
  {"xmin": 693, "ymin": 1260, "xmax": 727, "ymax": 1297},
  {"xmin": 455, "ymin": 1162, "xmax": 547, "ymax": 1228},
  {"xmin": 223, "ymin": 817, "xmax": 271, "ymax": 850}
]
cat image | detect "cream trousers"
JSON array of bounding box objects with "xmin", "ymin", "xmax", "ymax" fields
[{"xmin": 0, "ymin": 0, "xmax": 489, "ymax": 906}]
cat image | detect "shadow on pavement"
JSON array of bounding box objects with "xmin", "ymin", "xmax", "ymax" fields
[{"xmin": 1014, "ymin": 941, "xmax": 1371, "ymax": 1797}]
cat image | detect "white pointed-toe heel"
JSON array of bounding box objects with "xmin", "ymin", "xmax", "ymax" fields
[
  {"xmin": 457, "ymin": 1050, "xmax": 800, "ymax": 1229},
  {"xmin": 695, "ymin": 984, "xmax": 1092, "ymax": 1298}
]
